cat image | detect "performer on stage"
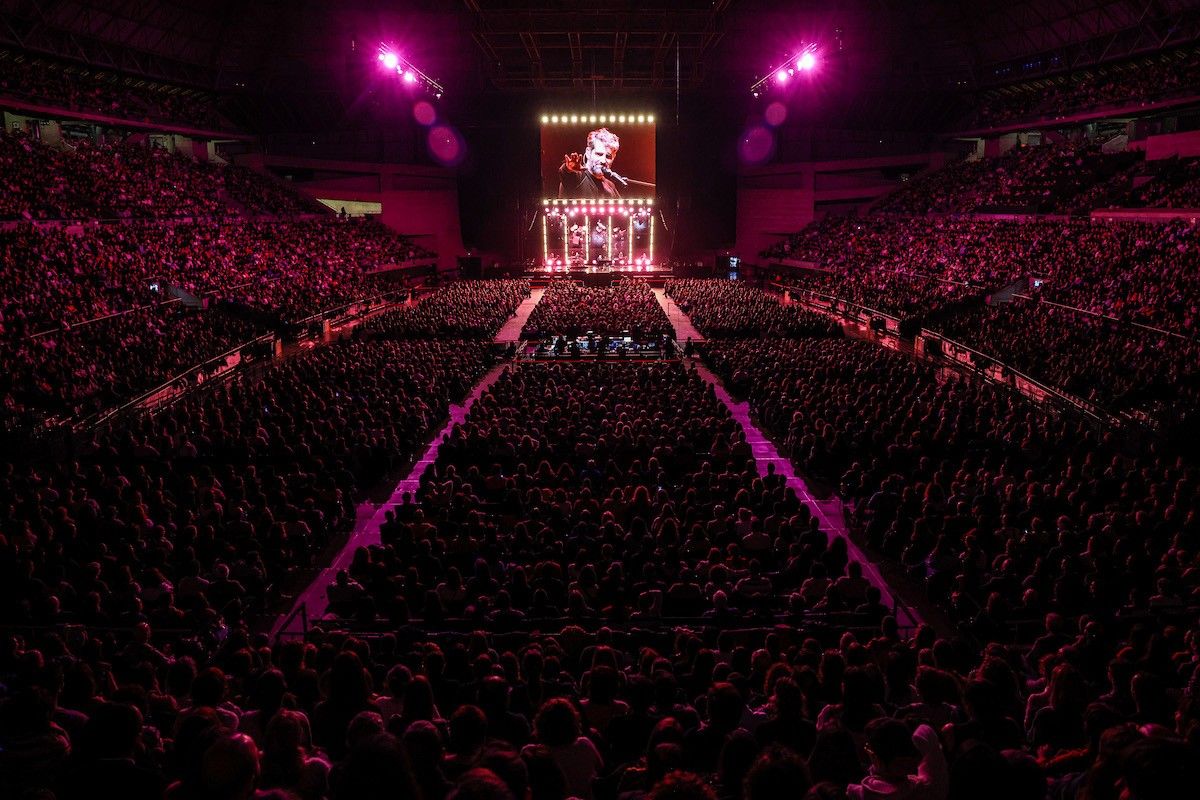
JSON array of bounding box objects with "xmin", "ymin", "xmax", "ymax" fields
[{"xmin": 559, "ymin": 128, "xmax": 621, "ymax": 199}]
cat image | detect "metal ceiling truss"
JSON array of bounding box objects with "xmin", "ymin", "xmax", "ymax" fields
[
  {"xmin": 0, "ymin": 0, "xmax": 217, "ymax": 88},
  {"xmin": 974, "ymin": 0, "xmax": 1200, "ymax": 87},
  {"xmin": 461, "ymin": 2, "xmax": 732, "ymax": 90}
]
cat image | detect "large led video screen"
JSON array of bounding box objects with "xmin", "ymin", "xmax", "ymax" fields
[{"xmin": 541, "ymin": 113, "xmax": 656, "ymax": 200}]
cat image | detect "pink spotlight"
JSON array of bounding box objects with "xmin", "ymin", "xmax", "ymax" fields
[
  {"xmin": 403, "ymin": 69, "xmax": 417, "ymax": 84},
  {"xmin": 380, "ymin": 52, "xmax": 399, "ymax": 71},
  {"xmin": 775, "ymin": 69, "xmax": 788, "ymax": 83},
  {"xmin": 797, "ymin": 51, "xmax": 817, "ymax": 71}
]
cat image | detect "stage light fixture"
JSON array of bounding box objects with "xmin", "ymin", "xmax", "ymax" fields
[
  {"xmin": 618, "ymin": 115, "xmax": 626, "ymax": 123},
  {"xmin": 752, "ymin": 45, "xmax": 819, "ymax": 96},
  {"xmin": 377, "ymin": 44, "xmax": 444, "ymax": 98},
  {"xmin": 550, "ymin": 115, "xmax": 558, "ymax": 123},
  {"xmin": 541, "ymin": 116, "xmax": 549, "ymax": 124}
]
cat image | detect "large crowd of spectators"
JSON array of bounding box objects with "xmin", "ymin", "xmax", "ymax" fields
[
  {"xmin": 702, "ymin": 332, "xmax": 1199, "ymax": 755},
  {"xmin": 1127, "ymin": 156, "xmax": 1200, "ymax": 209},
  {"xmin": 2, "ymin": 54, "xmax": 1200, "ymax": 799},
  {"xmin": 934, "ymin": 299, "xmax": 1200, "ymax": 418},
  {"xmin": 221, "ymin": 166, "xmax": 329, "ymax": 217},
  {"xmin": 335, "ymin": 360, "xmax": 866, "ymax": 627},
  {"xmin": 365, "ymin": 281, "xmax": 532, "ymax": 339},
  {"xmin": 762, "ymin": 214, "xmax": 1200, "ymax": 335},
  {"xmin": 0, "ymin": 125, "xmax": 453, "ymax": 428},
  {"xmin": 0, "ymin": 56, "xmax": 225, "ymax": 130},
  {"xmin": 522, "ymin": 280, "xmax": 671, "ymax": 340},
  {"xmin": 873, "ymin": 144, "xmax": 1142, "ymax": 215},
  {"xmin": 2, "ymin": 306, "xmax": 262, "ymax": 422},
  {"xmin": 875, "ymin": 146, "xmax": 1200, "ymax": 217},
  {"xmin": 784, "ymin": 272, "xmax": 975, "ymax": 323},
  {"xmin": 0, "ymin": 132, "xmax": 332, "ymax": 220},
  {"xmin": 0, "ymin": 218, "xmax": 416, "ymax": 335},
  {"xmin": 3, "ymin": 336, "xmax": 1195, "ymax": 799},
  {"xmin": 0, "ymin": 332, "xmax": 495, "ymax": 649},
  {"xmin": 665, "ymin": 279, "xmax": 841, "ymax": 337},
  {"xmin": 0, "ymin": 214, "xmax": 459, "ymax": 424}
]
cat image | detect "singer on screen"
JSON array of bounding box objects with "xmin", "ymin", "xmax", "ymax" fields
[{"xmin": 559, "ymin": 127, "xmax": 622, "ymax": 199}]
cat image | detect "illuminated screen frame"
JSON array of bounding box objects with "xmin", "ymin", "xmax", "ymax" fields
[
  {"xmin": 539, "ymin": 112, "xmax": 657, "ymax": 266},
  {"xmin": 539, "ymin": 111, "xmax": 656, "ymax": 204}
]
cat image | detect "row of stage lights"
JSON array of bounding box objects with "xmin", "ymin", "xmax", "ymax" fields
[
  {"xmin": 545, "ymin": 198, "xmax": 653, "ymax": 207},
  {"xmin": 546, "ymin": 208, "xmax": 650, "ymax": 218},
  {"xmin": 377, "ymin": 47, "xmax": 443, "ymax": 98},
  {"xmin": 541, "ymin": 114, "xmax": 654, "ymax": 125},
  {"xmin": 751, "ymin": 45, "xmax": 819, "ymax": 97},
  {"xmin": 543, "ymin": 258, "xmax": 655, "ymax": 271}
]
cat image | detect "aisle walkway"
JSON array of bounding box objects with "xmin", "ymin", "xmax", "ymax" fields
[
  {"xmin": 653, "ymin": 289, "xmax": 705, "ymax": 343},
  {"xmin": 690, "ymin": 358, "xmax": 922, "ymax": 629},
  {"xmin": 274, "ymin": 287, "xmax": 921, "ymax": 636},
  {"xmin": 273, "ymin": 292, "xmax": 547, "ymax": 639},
  {"xmin": 272, "ymin": 362, "xmax": 508, "ymax": 639},
  {"xmin": 495, "ymin": 287, "xmax": 544, "ymax": 343}
]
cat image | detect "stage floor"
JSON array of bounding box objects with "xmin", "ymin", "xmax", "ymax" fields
[{"xmin": 524, "ymin": 264, "xmax": 674, "ymax": 287}]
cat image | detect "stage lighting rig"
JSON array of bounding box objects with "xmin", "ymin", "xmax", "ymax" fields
[
  {"xmin": 377, "ymin": 46, "xmax": 444, "ymax": 99},
  {"xmin": 751, "ymin": 43, "xmax": 818, "ymax": 97}
]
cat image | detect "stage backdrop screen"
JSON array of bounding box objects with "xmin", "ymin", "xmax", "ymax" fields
[{"xmin": 541, "ymin": 115, "xmax": 655, "ymax": 200}]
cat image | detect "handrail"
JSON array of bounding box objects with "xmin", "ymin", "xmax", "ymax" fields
[
  {"xmin": 918, "ymin": 328, "xmax": 1119, "ymax": 426},
  {"xmin": 1011, "ymin": 293, "xmax": 1199, "ymax": 344},
  {"xmin": 783, "ymin": 286, "xmax": 1122, "ymax": 426},
  {"xmin": 785, "ymin": 286, "xmax": 903, "ymax": 327},
  {"xmin": 79, "ymin": 289, "xmax": 408, "ymax": 431},
  {"xmin": 28, "ymin": 296, "xmax": 184, "ymax": 340},
  {"xmin": 301, "ymin": 610, "xmax": 905, "ymax": 637},
  {"xmin": 81, "ymin": 330, "xmax": 274, "ymax": 431},
  {"xmin": 772, "ymin": 259, "xmax": 977, "ymax": 293}
]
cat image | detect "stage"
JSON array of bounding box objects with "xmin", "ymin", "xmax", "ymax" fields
[{"xmin": 524, "ymin": 262, "xmax": 674, "ymax": 286}]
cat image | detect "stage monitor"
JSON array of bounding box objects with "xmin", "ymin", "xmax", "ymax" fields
[{"xmin": 540, "ymin": 112, "xmax": 655, "ymax": 201}]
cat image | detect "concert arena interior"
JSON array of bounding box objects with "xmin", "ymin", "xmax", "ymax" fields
[{"xmin": 5, "ymin": 1, "xmax": 1200, "ymax": 797}]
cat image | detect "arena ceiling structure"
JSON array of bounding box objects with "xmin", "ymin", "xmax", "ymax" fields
[
  {"xmin": 2, "ymin": 0, "xmax": 1200, "ymax": 126},
  {"xmin": 460, "ymin": 0, "xmax": 734, "ymax": 90}
]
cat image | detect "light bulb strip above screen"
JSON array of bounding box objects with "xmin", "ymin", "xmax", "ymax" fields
[
  {"xmin": 541, "ymin": 113, "xmax": 655, "ymax": 124},
  {"xmin": 544, "ymin": 199, "xmax": 653, "ymax": 206}
]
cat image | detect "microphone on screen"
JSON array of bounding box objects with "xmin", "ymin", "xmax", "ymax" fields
[{"xmin": 600, "ymin": 166, "xmax": 629, "ymax": 188}]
